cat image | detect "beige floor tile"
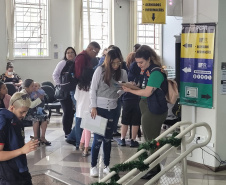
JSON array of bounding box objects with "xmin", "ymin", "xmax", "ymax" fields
[{"xmin": 24, "ymin": 114, "xmax": 226, "ymax": 185}]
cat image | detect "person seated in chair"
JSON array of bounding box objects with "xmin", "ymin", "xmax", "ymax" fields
[
  {"xmin": 30, "ymin": 82, "xmax": 46, "ymax": 115},
  {"xmin": 0, "ymin": 81, "xmax": 11, "ymax": 109},
  {"xmin": 0, "ymin": 92, "xmax": 39, "ymax": 185},
  {"xmin": 0, "ymin": 62, "xmax": 23, "ymax": 89},
  {"xmin": 21, "ymin": 79, "xmax": 51, "ymax": 146}
]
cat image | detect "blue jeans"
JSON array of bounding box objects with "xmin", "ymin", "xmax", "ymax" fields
[
  {"xmin": 66, "ymin": 90, "xmax": 77, "ymax": 144},
  {"xmin": 75, "ymin": 117, "xmax": 83, "ymax": 147},
  {"xmin": 70, "ymin": 90, "xmax": 76, "ymax": 120},
  {"xmin": 67, "ymin": 117, "xmax": 83, "ymax": 147},
  {"xmin": 67, "ymin": 125, "xmax": 76, "ymax": 143},
  {"xmin": 91, "ymin": 107, "xmax": 116, "ymax": 167},
  {"xmin": 113, "ymin": 99, "xmax": 122, "ymax": 133}
]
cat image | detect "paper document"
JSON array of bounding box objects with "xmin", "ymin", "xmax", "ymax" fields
[
  {"xmin": 119, "ymin": 82, "xmax": 140, "ymax": 90},
  {"xmin": 81, "ymin": 111, "xmax": 108, "ymax": 136}
]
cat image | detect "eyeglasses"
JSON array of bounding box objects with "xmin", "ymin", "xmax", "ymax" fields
[
  {"xmin": 66, "ymin": 52, "xmax": 75, "ymax": 54},
  {"xmin": 92, "ymin": 49, "xmax": 97, "ymax": 53},
  {"xmin": 111, "ymin": 62, "xmax": 121, "ymax": 66},
  {"xmin": 11, "ymin": 94, "xmax": 29, "ymax": 106},
  {"xmin": 92, "ymin": 49, "xmax": 99, "ymax": 56}
]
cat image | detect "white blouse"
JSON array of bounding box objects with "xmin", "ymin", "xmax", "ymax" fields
[{"xmin": 74, "ymin": 85, "xmax": 90, "ymax": 118}]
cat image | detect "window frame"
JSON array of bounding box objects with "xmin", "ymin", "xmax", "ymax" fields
[
  {"xmin": 82, "ymin": 0, "xmax": 109, "ymax": 56},
  {"xmin": 13, "ymin": 0, "xmax": 50, "ymax": 59},
  {"xmin": 136, "ymin": 0, "xmax": 163, "ymax": 56}
]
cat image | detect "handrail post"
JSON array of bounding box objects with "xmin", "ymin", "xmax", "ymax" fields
[
  {"xmin": 181, "ymin": 126, "xmax": 188, "ymax": 185},
  {"xmin": 99, "ymin": 122, "xmax": 212, "ymax": 185}
]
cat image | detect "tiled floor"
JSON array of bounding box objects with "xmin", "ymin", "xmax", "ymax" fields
[
  {"xmin": 32, "ymin": 174, "xmax": 67, "ymax": 185},
  {"xmin": 25, "ymin": 115, "xmax": 226, "ymax": 185}
]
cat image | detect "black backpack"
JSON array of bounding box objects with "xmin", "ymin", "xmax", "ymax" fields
[
  {"xmin": 172, "ymin": 98, "xmax": 181, "ymax": 118},
  {"xmin": 60, "ymin": 60, "xmax": 78, "ymax": 92}
]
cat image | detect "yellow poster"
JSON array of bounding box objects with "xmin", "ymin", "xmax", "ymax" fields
[
  {"xmin": 142, "ymin": 0, "xmax": 166, "ymax": 24},
  {"xmin": 181, "ymin": 33, "xmax": 215, "ymax": 59},
  {"xmin": 180, "ymin": 23, "xmax": 216, "ymax": 109}
]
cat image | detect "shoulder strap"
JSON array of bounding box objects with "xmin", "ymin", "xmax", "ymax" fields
[
  {"xmin": 148, "ymin": 66, "xmax": 168, "ymax": 94},
  {"xmin": 150, "ymin": 66, "xmax": 161, "ymax": 72},
  {"xmin": 61, "ymin": 60, "xmax": 74, "ymax": 74},
  {"xmin": 150, "ymin": 66, "xmax": 167, "ymax": 79}
]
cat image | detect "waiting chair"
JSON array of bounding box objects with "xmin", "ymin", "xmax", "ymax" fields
[
  {"xmin": 41, "ymin": 81, "xmax": 55, "ymax": 91},
  {"xmin": 18, "ymin": 86, "xmax": 23, "ymax": 92},
  {"xmin": 5, "ymin": 83, "xmax": 17, "ymax": 96},
  {"xmin": 41, "ymin": 85, "xmax": 62, "ymax": 118}
]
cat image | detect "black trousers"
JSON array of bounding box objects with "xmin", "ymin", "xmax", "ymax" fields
[
  {"xmin": 60, "ymin": 94, "xmax": 74, "ymax": 135},
  {"xmin": 0, "ymin": 178, "xmax": 32, "ymax": 185}
]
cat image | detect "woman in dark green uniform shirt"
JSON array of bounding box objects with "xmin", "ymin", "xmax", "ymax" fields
[{"xmin": 122, "ymin": 45, "xmax": 168, "ymax": 180}]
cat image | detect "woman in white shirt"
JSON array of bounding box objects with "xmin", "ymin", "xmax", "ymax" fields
[{"xmin": 73, "ymin": 68, "xmax": 94, "ymax": 157}]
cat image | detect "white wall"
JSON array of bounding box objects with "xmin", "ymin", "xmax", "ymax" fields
[
  {"xmin": 0, "ymin": 0, "xmax": 7, "ymax": 73},
  {"xmin": 113, "ymin": 0, "xmax": 130, "ymax": 60},
  {"xmin": 162, "ymin": 16, "xmax": 182, "ymax": 68},
  {"xmin": 0, "ymin": 0, "xmax": 73, "ymax": 84},
  {"xmin": 215, "ymin": 0, "xmax": 226, "ymax": 165},
  {"xmin": 181, "ymin": 0, "xmax": 226, "ymax": 168},
  {"xmin": 183, "ymin": 0, "xmax": 218, "ymax": 24}
]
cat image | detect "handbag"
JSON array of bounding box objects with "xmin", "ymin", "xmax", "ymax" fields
[{"xmin": 54, "ymin": 85, "xmax": 68, "ymax": 100}]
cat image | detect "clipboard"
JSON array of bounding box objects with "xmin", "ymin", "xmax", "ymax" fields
[
  {"xmin": 119, "ymin": 82, "xmax": 141, "ymax": 90},
  {"xmin": 81, "ymin": 111, "xmax": 108, "ymax": 136}
]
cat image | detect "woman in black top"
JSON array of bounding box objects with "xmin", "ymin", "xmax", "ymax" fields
[
  {"xmin": 0, "ymin": 81, "xmax": 11, "ymax": 109},
  {"xmin": 0, "ymin": 62, "xmax": 23, "ymax": 89}
]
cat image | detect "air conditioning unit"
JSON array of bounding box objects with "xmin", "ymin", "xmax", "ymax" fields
[{"xmin": 167, "ymin": 0, "xmax": 183, "ymax": 16}]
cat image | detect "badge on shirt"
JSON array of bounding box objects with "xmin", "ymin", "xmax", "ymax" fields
[{"xmin": 21, "ymin": 129, "xmax": 25, "ymax": 138}]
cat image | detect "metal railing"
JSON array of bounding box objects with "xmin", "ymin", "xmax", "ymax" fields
[{"xmin": 100, "ymin": 121, "xmax": 212, "ymax": 185}]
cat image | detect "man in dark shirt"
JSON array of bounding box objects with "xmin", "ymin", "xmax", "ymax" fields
[
  {"xmin": 74, "ymin": 41, "xmax": 101, "ymax": 78},
  {"xmin": 66, "ymin": 42, "xmax": 101, "ymax": 148},
  {"xmin": 0, "ymin": 92, "xmax": 39, "ymax": 185}
]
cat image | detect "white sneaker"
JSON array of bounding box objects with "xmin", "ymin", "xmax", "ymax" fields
[
  {"xmin": 90, "ymin": 166, "xmax": 98, "ymax": 177},
  {"xmin": 136, "ymin": 137, "xmax": 141, "ymax": 141},
  {"xmin": 103, "ymin": 166, "xmax": 110, "ymax": 174}
]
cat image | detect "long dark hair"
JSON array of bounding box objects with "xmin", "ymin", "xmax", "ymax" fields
[
  {"xmin": 102, "ymin": 49, "xmax": 122, "ymax": 86},
  {"xmin": 135, "ymin": 45, "xmax": 162, "ymax": 67},
  {"xmin": 63, "ymin": 47, "xmax": 76, "ymax": 61},
  {"xmin": 110, "ymin": 46, "xmax": 124, "ymax": 62},
  {"xmin": 78, "ymin": 68, "xmax": 94, "ymax": 91},
  {"xmin": 126, "ymin": 52, "xmax": 136, "ymax": 68}
]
